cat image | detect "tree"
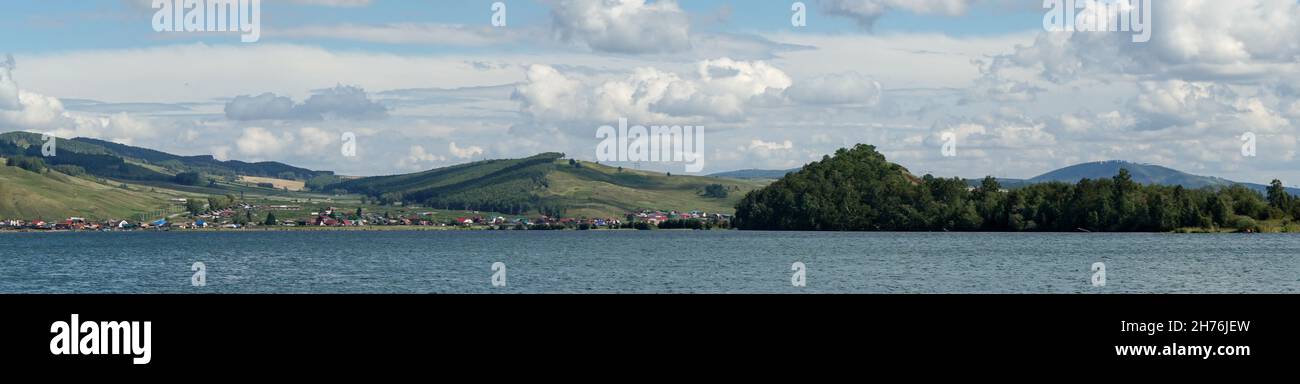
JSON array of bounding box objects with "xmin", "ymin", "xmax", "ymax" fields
[
  {"xmin": 703, "ymin": 184, "xmax": 729, "ymax": 198},
  {"xmin": 1267, "ymin": 179, "xmax": 1292, "ymax": 210},
  {"xmin": 6, "ymin": 156, "xmax": 46, "ymax": 173},
  {"xmin": 185, "ymin": 199, "xmax": 206, "ymax": 215},
  {"xmin": 264, "ymin": 212, "xmax": 278, "ymax": 226},
  {"xmin": 973, "ymin": 176, "xmax": 1005, "ymax": 230},
  {"xmin": 207, "ymin": 196, "xmax": 229, "ymax": 211},
  {"xmin": 173, "ymin": 171, "xmax": 203, "ymax": 186}
]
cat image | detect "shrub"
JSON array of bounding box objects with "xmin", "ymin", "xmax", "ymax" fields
[
  {"xmin": 1226, "ymin": 215, "xmax": 1258, "ymax": 232},
  {"xmin": 51, "ymin": 164, "xmax": 86, "ymax": 176},
  {"xmin": 173, "ymin": 171, "xmax": 203, "ymax": 185},
  {"xmin": 6, "ymin": 156, "xmax": 46, "ymax": 173}
]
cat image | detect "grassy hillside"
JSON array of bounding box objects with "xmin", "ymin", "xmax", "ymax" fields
[
  {"xmin": 0, "ymin": 132, "xmax": 328, "ymax": 184},
  {"xmin": 73, "ymin": 137, "xmax": 327, "ymax": 180},
  {"xmin": 326, "ymin": 153, "xmax": 768, "ymax": 217},
  {"xmin": 542, "ymin": 161, "xmax": 766, "ymax": 218},
  {"xmin": 0, "ymin": 163, "xmax": 172, "ymax": 221}
]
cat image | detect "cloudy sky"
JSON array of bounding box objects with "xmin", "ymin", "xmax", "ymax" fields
[{"xmin": 1, "ymin": 0, "xmax": 1298, "ymax": 186}]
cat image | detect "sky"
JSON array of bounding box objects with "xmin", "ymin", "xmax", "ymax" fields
[{"xmin": 1, "ymin": 0, "xmax": 1298, "ymax": 187}]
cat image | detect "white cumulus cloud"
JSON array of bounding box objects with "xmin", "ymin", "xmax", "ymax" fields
[
  {"xmin": 824, "ymin": 0, "xmax": 975, "ymax": 29},
  {"xmin": 551, "ymin": 0, "xmax": 692, "ymax": 54},
  {"xmin": 449, "ymin": 142, "xmax": 485, "ymax": 159},
  {"xmin": 513, "ymin": 58, "xmax": 792, "ymax": 125}
]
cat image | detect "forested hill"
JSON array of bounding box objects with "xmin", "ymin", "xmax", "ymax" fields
[
  {"xmin": 1027, "ymin": 160, "xmax": 1300, "ymax": 195},
  {"xmin": 0, "ymin": 132, "xmax": 327, "ymax": 183},
  {"xmin": 733, "ymin": 144, "xmax": 1300, "ymax": 232}
]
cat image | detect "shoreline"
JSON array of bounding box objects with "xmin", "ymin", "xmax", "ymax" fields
[{"xmin": 1, "ymin": 227, "xmax": 1292, "ymax": 234}]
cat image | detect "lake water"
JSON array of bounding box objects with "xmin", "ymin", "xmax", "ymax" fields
[{"xmin": 1, "ymin": 231, "xmax": 1297, "ymax": 293}]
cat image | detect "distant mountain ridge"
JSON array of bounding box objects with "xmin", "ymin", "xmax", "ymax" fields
[
  {"xmin": 0, "ymin": 132, "xmax": 328, "ymax": 183},
  {"xmin": 965, "ymin": 160, "xmax": 1300, "ymax": 195}
]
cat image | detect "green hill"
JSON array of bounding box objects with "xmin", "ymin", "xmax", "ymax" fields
[
  {"xmin": 735, "ymin": 145, "xmax": 1300, "ymax": 232},
  {"xmin": 0, "ymin": 132, "xmax": 328, "ymax": 184},
  {"xmin": 964, "ymin": 160, "xmax": 1300, "ymax": 195},
  {"xmin": 733, "ymin": 145, "xmax": 928, "ymax": 231},
  {"xmin": 325, "ymin": 153, "xmax": 768, "ymax": 218},
  {"xmin": 72, "ymin": 137, "xmax": 327, "ymax": 180},
  {"xmin": 1026, "ymin": 160, "xmax": 1300, "ymax": 195},
  {"xmin": 0, "ymin": 160, "xmax": 173, "ymax": 221}
]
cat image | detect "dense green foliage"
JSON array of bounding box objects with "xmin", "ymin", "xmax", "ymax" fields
[
  {"xmin": 1005, "ymin": 160, "xmax": 1300, "ymax": 196},
  {"xmin": 185, "ymin": 199, "xmax": 206, "ymax": 215},
  {"xmin": 173, "ymin": 171, "xmax": 203, "ymax": 185},
  {"xmin": 205, "ymin": 195, "xmax": 236, "ymax": 213},
  {"xmin": 304, "ymin": 174, "xmax": 343, "ymax": 192},
  {"xmin": 50, "ymin": 164, "xmax": 86, "ymax": 176},
  {"xmin": 702, "ymin": 184, "xmax": 729, "ymax": 198},
  {"xmin": 735, "ymin": 145, "xmax": 1299, "ymax": 232},
  {"xmin": 6, "ymin": 156, "xmax": 47, "ymax": 173}
]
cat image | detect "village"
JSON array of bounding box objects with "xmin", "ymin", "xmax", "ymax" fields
[{"xmin": 0, "ymin": 205, "xmax": 733, "ymax": 232}]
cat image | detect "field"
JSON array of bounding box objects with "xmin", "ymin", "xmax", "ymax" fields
[{"xmin": 238, "ymin": 175, "xmax": 306, "ymax": 191}]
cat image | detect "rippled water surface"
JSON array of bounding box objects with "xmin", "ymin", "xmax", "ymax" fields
[{"xmin": 1, "ymin": 231, "xmax": 1298, "ymax": 293}]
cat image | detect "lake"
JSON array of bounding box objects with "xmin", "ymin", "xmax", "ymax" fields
[{"xmin": 1, "ymin": 231, "xmax": 1297, "ymax": 293}]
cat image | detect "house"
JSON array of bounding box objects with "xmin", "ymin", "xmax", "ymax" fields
[{"xmin": 59, "ymin": 218, "xmax": 87, "ymax": 230}]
